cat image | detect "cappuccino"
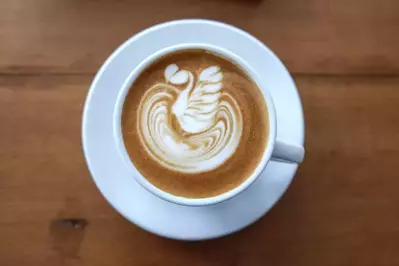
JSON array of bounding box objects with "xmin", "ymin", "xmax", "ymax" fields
[{"xmin": 122, "ymin": 49, "xmax": 269, "ymax": 198}]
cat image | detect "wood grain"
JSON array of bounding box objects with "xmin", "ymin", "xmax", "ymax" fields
[
  {"xmin": 1, "ymin": 75, "xmax": 399, "ymax": 265},
  {"xmin": 1, "ymin": 0, "xmax": 399, "ymax": 75},
  {"xmin": 2, "ymin": 0, "xmax": 399, "ymax": 264}
]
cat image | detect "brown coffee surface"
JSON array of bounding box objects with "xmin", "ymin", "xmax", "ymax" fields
[{"xmin": 122, "ymin": 50, "xmax": 269, "ymax": 198}]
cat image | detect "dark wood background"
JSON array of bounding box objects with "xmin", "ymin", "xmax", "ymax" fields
[{"xmin": 1, "ymin": 0, "xmax": 399, "ymax": 265}]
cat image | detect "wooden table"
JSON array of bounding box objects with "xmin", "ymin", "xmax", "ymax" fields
[{"xmin": 1, "ymin": 0, "xmax": 399, "ymax": 265}]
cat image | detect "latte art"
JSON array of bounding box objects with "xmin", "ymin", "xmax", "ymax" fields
[
  {"xmin": 122, "ymin": 50, "xmax": 268, "ymax": 198},
  {"xmin": 137, "ymin": 64, "xmax": 243, "ymax": 173}
]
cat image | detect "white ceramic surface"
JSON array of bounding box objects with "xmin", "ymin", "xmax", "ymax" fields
[{"xmin": 82, "ymin": 19, "xmax": 305, "ymax": 240}]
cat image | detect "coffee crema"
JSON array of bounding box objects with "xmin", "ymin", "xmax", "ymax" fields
[{"xmin": 122, "ymin": 50, "xmax": 269, "ymax": 198}]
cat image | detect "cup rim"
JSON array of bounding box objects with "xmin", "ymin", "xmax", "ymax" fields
[{"xmin": 113, "ymin": 43, "xmax": 277, "ymax": 206}]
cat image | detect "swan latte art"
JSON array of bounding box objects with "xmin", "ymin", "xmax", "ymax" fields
[{"xmin": 122, "ymin": 50, "xmax": 269, "ymax": 198}]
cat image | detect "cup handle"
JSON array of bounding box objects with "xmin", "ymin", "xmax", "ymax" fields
[{"xmin": 271, "ymin": 139, "xmax": 305, "ymax": 164}]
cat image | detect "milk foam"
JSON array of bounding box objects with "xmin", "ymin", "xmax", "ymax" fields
[{"xmin": 136, "ymin": 64, "xmax": 243, "ymax": 173}]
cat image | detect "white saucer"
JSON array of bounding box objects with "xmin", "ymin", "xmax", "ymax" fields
[{"xmin": 82, "ymin": 20, "xmax": 305, "ymax": 240}]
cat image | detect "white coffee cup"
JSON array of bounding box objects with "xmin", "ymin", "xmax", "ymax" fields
[{"xmin": 113, "ymin": 43, "xmax": 304, "ymax": 206}]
